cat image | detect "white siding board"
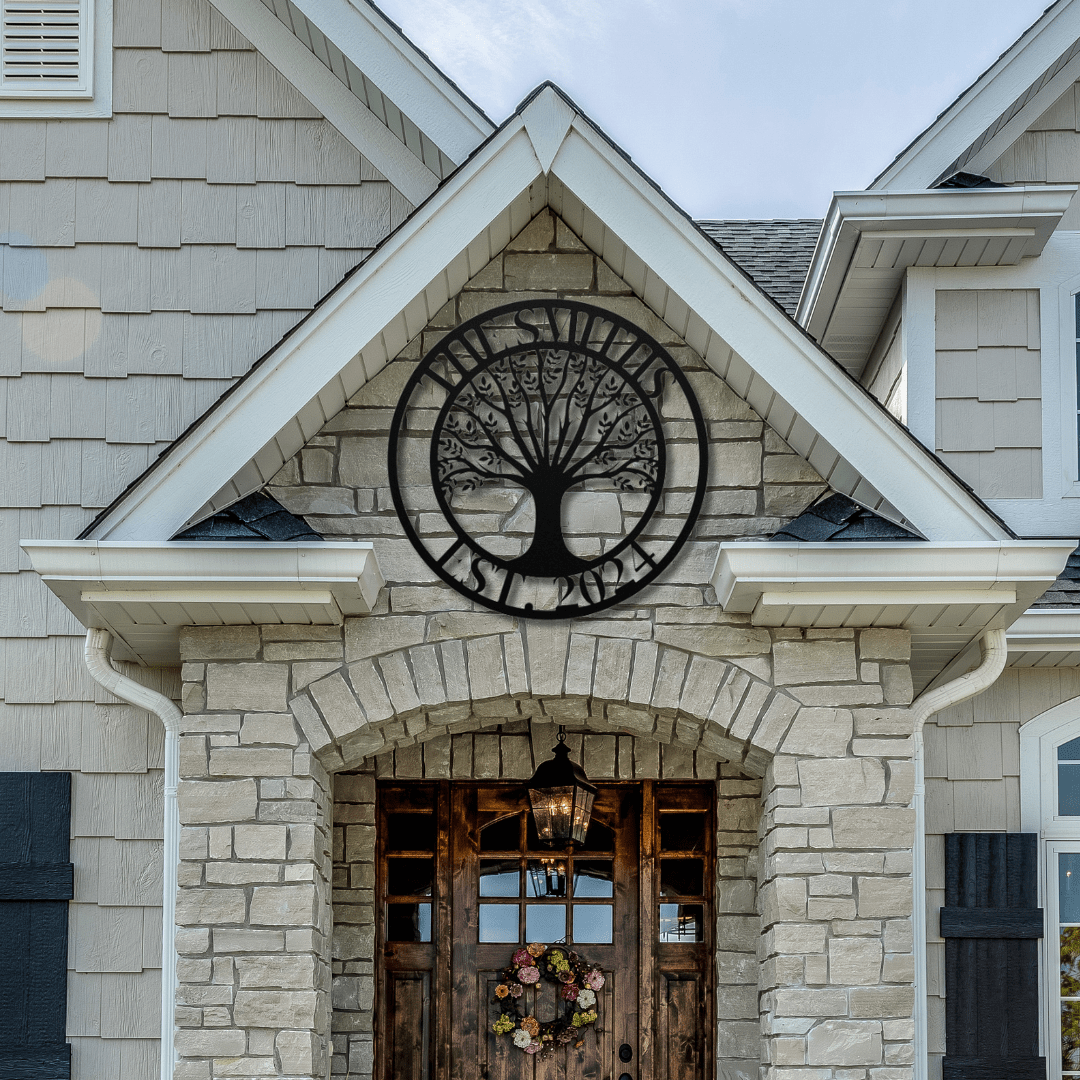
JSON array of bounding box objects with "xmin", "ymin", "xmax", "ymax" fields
[
  {"xmin": 324, "ymin": 184, "xmax": 388, "ymax": 248},
  {"xmin": 80, "ymin": 442, "xmax": 152, "ymax": 507},
  {"xmin": 216, "ymin": 50, "xmax": 257, "ymax": 116},
  {"xmin": 107, "ymin": 115, "xmax": 152, "ymax": 184},
  {"xmin": 74, "ymin": 181, "xmax": 139, "ymax": 244},
  {"xmin": 51, "ymin": 374, "xmax": 107, "ymax": 437},
  {"xmin": 206, "ymin": 117, "xmax": 255, "ymax": 185},
  {"xmin": 8, "ymin": 180, "xmax": 76, "ymax": 247},
  {"xmin": 236, "ymin": 183, "xmax": 285, "ymax": 248},
  {"xmin": 150, "ymin": 116, "xmax": 208, "ymax": 180},
  {"xmin": 149, "ymin": 246, "xmax": 191, "ymax": 311},
  {"xmin": 113, "ymin": 771, "xmax": 163, "ymax": 840},
  {"xmin": 82, "ymin": 706, "xmax": 149, "ymax": 774},
  {"xmin": 189, "ymin": 245, "xmax": 256, "ymax": 313},
  {"xmin": 100, "ymin": 247, "xmax": 151, "ymax": 313},
  {"xmin": 66, "ymin": 971, "xmax": 101, "ymax": 1036},
  {"xmin": 167, "ymin": 52, "xmax": 217, "ymax": 119},
  {"xmin": 113, "ymin": 50, "xmax": 168, "ymax": 115},
  {"xmin": 0, "ymin": 442, "xmax": 42, "ymax": 506},
  {"xmin": 284, "ymin": 184, "xmax": 323, "ymax": 245},
  {"xmin": 0, "ymin": 572, "xmax": 47, "ymax": 635},
  {"xmin": 113, "ymin": 0, "xmax": 161, "ymax": 48},
  {"xmin": 255, "ymin": 53, "xmax": 319, "ymax": 118},
  {"xmin": 41, "ymin": 440, "xmax": 82, "ymax": 505},
  {"xmin": 161, "ymin": 0, "xmax": 211, "ymax": 52},
  {"xmin": 209, "ymin": 6, "xmax": 250, "ymax": 49},
  {"xmin": 254, "ymin": 118, "xmax": 295, "ymax": 181},
  {"xmin": 137, "ymin": 180, "xmax": 181, "ymax": 248},
  {"xmin": 0, "ymin": 123, "xmax": 46, "ymax": 181},
  {"xmin": 71, "ymin": 772, "xmax": 115, "ymax": 836},
  {"xmin": 255, "ymin": 247, "xmax": 319, "ymax": 309},
  {"xmin": 45, "ymin": 122, "xmax": 110, "ymax": 180},
  {"xmin": 127, "ymin": 312, "xmax": 185, "ymax": 375},
  {"xmin": 71, "ymin": 904, "xmax": 144, "ymax": 972},
  {"xmin": 293, "ymin": 119, "xmax": 362, "ymax": 185},
  {"xmin": 180, "ymin": 182, "xmax": 237, "ymax": 245}
]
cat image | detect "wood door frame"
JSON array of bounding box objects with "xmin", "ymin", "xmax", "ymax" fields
[{"xmin": 373, "ymin": 779, "xmax": 716, "ymax": 1080}]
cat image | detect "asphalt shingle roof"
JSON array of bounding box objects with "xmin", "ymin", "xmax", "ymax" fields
[
  {"xmin": 696, "ymin": 218, "xmax": 823, "ymax": 317},
  {"xmin": 173, "ymin": 491, "xmax": 322, "ymax": 542}
]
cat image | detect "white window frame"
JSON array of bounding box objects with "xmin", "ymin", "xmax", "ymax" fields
[
  {"xmin": 1049, "ymin": 840, "xmax": 1080, "ymax": 1080},
  {"xmin": 0, "ymin": 0, "xmax": 110, "ymax": 117}
]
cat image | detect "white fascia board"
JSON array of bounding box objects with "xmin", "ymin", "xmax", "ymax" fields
[
  {"xmin": 288, "ymin": 0, "xmax": 492, "ymax": 163},
  {"xmin": 797, "ymin": 186, "xmax": 1076, "ymax": 338},
  {"xmin": 872, "ymin": 0, "xmax": 1080, "ymax": 189},
  {"xmin": 713, "ymin": 540, "xmax": 1075, "ymax": 612},
  {"xmin": 86, "ymin": 120, "xmax": 543, "ymax": 542},
  {"xmin": 549, "ymin": 126, "xmax": 1013, "ymax": 541},
  {"xmin": 1007, "ymin": 609, "xmax": 1080, "ymax": 651},
  {"xmin": 209, "ymin": 0, "xmax": 439, "ymax": 206},
  {"xmin": 22, "ymin": 539, "xmax": 385, "ymax": 621}
]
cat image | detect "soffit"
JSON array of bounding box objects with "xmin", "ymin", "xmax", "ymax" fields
[
  {"xmin": 798, "ymin": 186, "xmax": 1076, "ymax": 376},
  {"xmin": 22, "ymin": 541, "xmax": 384, "ymax": 666},
  {"xmin": 80, "ymin": 86, "xmax": 1011, "ymax": 548},
  {"xmin": 715, "ymin": 541, "xmax": 1076, "ymax": 693}
]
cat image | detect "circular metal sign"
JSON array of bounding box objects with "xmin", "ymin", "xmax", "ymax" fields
[{"xmin": 388, "ymin": 300, "xmax": 707, "ymax": 618}]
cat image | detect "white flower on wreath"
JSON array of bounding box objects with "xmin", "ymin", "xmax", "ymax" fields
[
  {"xmin": 577, "ymin": 988, "xmax": 596, "ymax": 1009},
  {"xmin": 513, "ymin": 1029, "xmax": 533, "ymax": 1048}
]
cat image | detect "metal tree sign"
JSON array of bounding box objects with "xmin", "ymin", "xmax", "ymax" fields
[{"xmin": 389, "ymin": 300, "xmax": 707, "ymax": 618}]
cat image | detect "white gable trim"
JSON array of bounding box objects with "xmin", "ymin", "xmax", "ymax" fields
[
  {"xmin": 286, "ymin": 0, "xmax": 492, "ymax": 164},
  {"xmin": 85, "ymin": 87, "xmax": 1010, "ymax": 546},
  {"xmin": 210, "ymin": 0, "xmax": 439, "ymax": 206},
  {"xmin": 873, "ymin": 0, "xmax": 1080, "ymax": 190}
]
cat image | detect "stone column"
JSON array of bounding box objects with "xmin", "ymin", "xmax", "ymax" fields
[
  {"xmin": 760, "ymin": 681, "xmax": 917, "ymax": 1080},
  {"xmin": 173, "ymin": 628, "xmax": 333, "ymax": 1080}
]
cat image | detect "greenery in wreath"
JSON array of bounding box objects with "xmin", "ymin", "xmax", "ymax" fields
[{"xmin": 491, "ymin": 942, "xmax": 604, "ymax": 1056}]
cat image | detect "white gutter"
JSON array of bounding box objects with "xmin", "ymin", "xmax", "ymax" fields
[
  {"xmin": 84, "ymin": 628, "xmax": 182, "ymax": 1080},
  {"xmin": 907, "ymin": 627, "xmax": 1008, "ymax": 1080}
]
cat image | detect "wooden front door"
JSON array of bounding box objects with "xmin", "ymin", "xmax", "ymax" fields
[{"xmin": 374, "ymin": 781, "xmax": 714, "ymax": 1080}]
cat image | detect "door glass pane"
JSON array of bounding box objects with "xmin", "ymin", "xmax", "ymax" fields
[
  {"xmin": 660, "ymin": 858, "xmax": 704, "ymax": 899},
  {"xmin": 1065, "ymin": 1001, "xmax": 1080, "ymax": 1072},
  {"xmin": 573, "ymin": 860, "xmax": 613, "ymax": 898},
  {"xmin": 1063, "ymin": 764, "xmax": 1080, "ymax": 816},
  {"xmin": 660, "ymin": 812, "xmax": 706, "ymax": 852},
  {"xmin": 525, "ymin": 903, "xmax": 566, "ymax": 943},
  {"xmin": 573, "ymin": 905, "xmax": 613, "ymax": 943},
  {"xmin": 1063, "ymin": 854, "xmax": 1080, "ymax": 923},
  {"xmin": 387, "ymin": 812, "xmax": 435, "ymax": 852},
  {"xmin": 479, "ymin": 904, "xmax": 519, "ymax": 943},
  {"xmin": 1064, "ymin": 928, "xmax": 1080, "ymax": 997},
  {"xmin": 659, "ymin": 903, "xmax": 703, "ymax": 942},
  {"xmin": 480, "ymin": 859, "xmax": 519, "ymax": 897},
  {"xmin": 526, "ymin": 860, "xmax": 567, "ymax": 898},
  {"xmin": 480, "ymin": 816, "xmax": 520, "ymax": 852},
  {"xmin": 387, "ymin": 857, "xmax": 433, "ymax": 897},
  {"xmin": 387, "ymin": 903, "xmax": 431, "ymax": 942}
]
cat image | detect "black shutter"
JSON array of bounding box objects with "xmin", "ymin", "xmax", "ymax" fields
[
  {"xmin": 0, "ymin": 773, "xmax": 73, "ymax": 1080},
  {"xmin": 942, "ymin": 832, "xmax": 1045, "ymax": 1080}
]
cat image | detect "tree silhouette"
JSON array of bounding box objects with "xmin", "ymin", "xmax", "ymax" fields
[{"xmin": 435, "ymin": 346, "xmax": 663, "ymax": 579}]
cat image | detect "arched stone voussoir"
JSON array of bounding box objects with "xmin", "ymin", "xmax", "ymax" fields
[{"xmin": 287, "ymin": 626, "xmax": 802, "ymax": 778}]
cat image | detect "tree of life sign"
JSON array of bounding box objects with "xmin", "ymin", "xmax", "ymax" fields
[{"xmin": 388, "ymin": 300, "xmax": 707, "ymax": 618}]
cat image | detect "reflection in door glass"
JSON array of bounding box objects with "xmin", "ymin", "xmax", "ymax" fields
[
  {"xmin": 659, "ymin": 903, "xmax": 703, "ymax": 942},
  {"xmin": 660, "ymin": 858, "xmax": 704, "ymax": 899},
  {"xmin": 525, "ymin": 904, "xmax": 566, "ymax": 943},
  {"xmin": 386, "ymin": 812, "xmax": 435, "ymax": 851},
  {"xmin": 480, "ymin": 816, "xmax": 520, "ymax": 852},
  {"xmin": 527, "ymin": 860, "xmax": 567, "ymax": 898},
  {"xmin": 387, "ymin": 903, "xmax": 431, "ymax": 942},
  {"xmin": 480, "ymin": 860, "xmax": 519, "ymax": 897},
  {"xmin": 1062, "ymin": 737, "xmax": 1080, "ymax": 815},
  {"xmin": 479, "ymin": 904, "xmax": 519, "ymax": 943},
  {"xmin": 1063, "ymin": 853, "xmax": 1080, "ymax": 923},
  {"xmin": 573, "ymin": 905, "xmax": 613, "ymax": 943},
  {"xmin": 659, "ymin": 813, "xmax": 706, "ymax": 852},
  {"xmin": 573, "ymin": 860, "xmax": 613, "ymax": 898},
  {"xmin": 387, "ymin": 857, "xmax": 434, "ymax": 897}
]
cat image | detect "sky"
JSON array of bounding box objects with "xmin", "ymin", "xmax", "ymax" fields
[{"xmin": 374, "ymin": 0, "xmax": 1054, "ymax": 221}]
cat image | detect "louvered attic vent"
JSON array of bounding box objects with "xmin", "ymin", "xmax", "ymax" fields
[{"xmin": 1, "ymin": 0, "xmax": 90, "ymax": 97}]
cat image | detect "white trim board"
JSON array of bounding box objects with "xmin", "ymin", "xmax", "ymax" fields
[
  {"xmin": 285, "ymin": 0, "xmax": 492, "ymax": 164},
  {"xmin": 210, "ymin": 0, "xmax": 439, "ymax": 205},
  {"xmin": 872, "ymin": 0, "xmax": 1080, "ymax": 189},
  {"xmin": 83, "ymin": 86, "xmax": 1014, "ymax": 548}
]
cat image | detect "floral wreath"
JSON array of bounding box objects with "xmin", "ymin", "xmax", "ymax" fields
[{"xmin": 491, "ymin": 942, "xmax": 604, "ymax": 1056}]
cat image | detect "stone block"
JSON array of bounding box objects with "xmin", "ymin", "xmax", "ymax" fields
[
  {"xmin": 881, "ymin": 665, "xmax": 913, "ymax": 705},
  {"xmin": 209, "ymin": 747, "xmax": 293, "ymax": 777},
  {"xmin": 234, "ymin": 824, "xmax": 287, "ymax": 861},
  {"xmin": 806, "ymin": 1021, "xmax": 883, "ymax": 1066},
  {"xmin": 178, "ymin": 779, "xmax": 258, "ymax": 824},
  {"xmin": 505, "ymin": 252, "xmax": 593, "ymax": 290},
  {"xmin": 345, "ymin": 615, "xmax": 426, "ymax": 661},
  {"xmin": 206, "ymin": 663, "xmax": 289, "ymax": 713},
  {"xmin": 507, "ymin": 211, "xmax": 554, "ymax": 251},
  {"xmin": 849, "ymin": 986, "xmax": 915, "ymax": 1018},
  {"xmin": 241, "ymin": 713, "xmax": 299, "ymax": 746},
  {"xmin": 833, "ymin": 808, "xmax": 915, "ymax": 849},
  {"xmin": 236, "ymin": 954, "xmax": 315, "ymax": 987},
  {"xmin": 857, "ymin": 876, "xmax": 912, "ymax": 918},
  {"xmin": 829, "ymin": 937, "xmax": 883, "ymax": 985},
  {"xmin": 175, "ymin": 1029, "xmax": 246, "ymax": 1056},
  {"xmin": 782, "ymin": 708, "xmax": 853, "ymax": 757},
  {"xmin": 249, "ymin": 884, "xmax": 317, "ymax": 926},
  {"xmin": 774, "ymin": 640, "xmax": 857, "ymax": 685},
  {"xmin": 175, "ymin": 887, "xmax": 247, "ymax": 925},
  {"xmin": 774, "ymin": 989, "xmax": 848, "ymax": 1017},
  {"xmin": 799, "ymin": 759, "xmax": 886, "ymax": 806},
  {"xmin": 180, "ymin": 625, "xmax": 260, "ymax": 660},
  {"xmin": 277, "ymin": 1030, "xmax": 318, "ymax": 1074},
  {"xmin": 233, "ymin": 989, "xmax": 318, "ymax": 1028},
  {"xmin": 858, "ymin": 629, "xmax": 911, "ymax": 662}
]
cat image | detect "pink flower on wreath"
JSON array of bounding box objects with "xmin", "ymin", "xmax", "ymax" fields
[
  {"xmin": 585, "ymin": 970, "xmax": 605, "ymax": 990},
  {"xmin": 525, "ymin": 1042, "xmax": 541, "ymax": 1054},
  {"xmin": 512, "ymin": 949, "xmax": 532, "ymax": 965},
  {"xmin": 509, "ymin": 983, "xmax": 523, "ymax": 998},
  {"xmin": 518, "ymin": 965, "xmax": 540, "ymax": 984},
  {"xmin": 561, "ymin": 983, "xmax": 579, "ymax": 1002}
]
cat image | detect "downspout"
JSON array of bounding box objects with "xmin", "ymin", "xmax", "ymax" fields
[
  {"xmin": 908, "ymin": 628, "xmax": 1008, "ymax": 1080},
  {"xmin": 84, "ymin": 628, "xmax": 182, "ymax": 1080}
]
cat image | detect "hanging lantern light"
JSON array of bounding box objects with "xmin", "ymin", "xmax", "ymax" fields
[{"xmin": 527, "ymin": 727, "xmax": 597, "ymax": 848}]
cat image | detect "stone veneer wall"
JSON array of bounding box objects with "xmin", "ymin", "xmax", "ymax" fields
[
  {"xmin": 173, "ymin": 619, "xmax": 919, "ymax": 1080},
  {"xmin": 329, "ymin": 733, "xmax": 763, "ymax": 1080}
]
